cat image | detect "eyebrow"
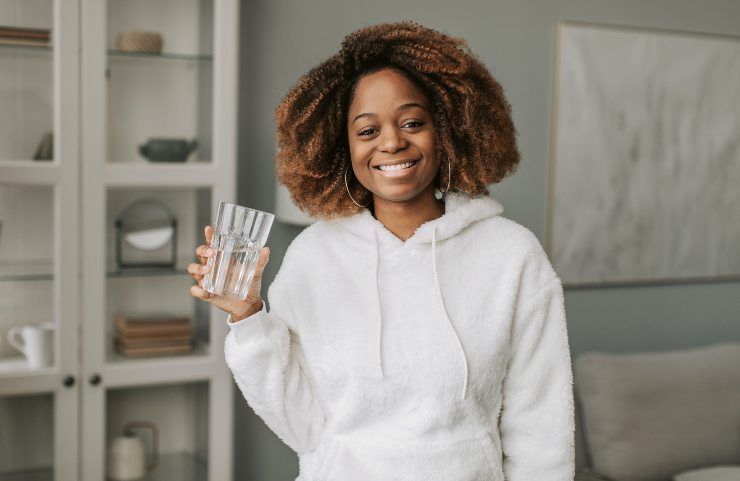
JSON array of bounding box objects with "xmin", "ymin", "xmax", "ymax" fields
[{"xmin": 352, "ymin": 102, "xmax": 427, "ymax": 124}]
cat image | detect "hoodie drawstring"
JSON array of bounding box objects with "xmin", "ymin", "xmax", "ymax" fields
[
  {"xmin": 432, "ymin": 225, "xmax": 469, "ymax": 401},
  {"xmin": 374, "ymin": 228, "xmax": 384, "ymax": 378},
  {"xmin": 373, "ymin": 225, "xmax": 469, "ymax": 401}
]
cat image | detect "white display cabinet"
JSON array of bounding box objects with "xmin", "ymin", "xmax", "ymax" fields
[{"xmin": 0, "ymin": 0, "xmax": 239, "ymax": 480}]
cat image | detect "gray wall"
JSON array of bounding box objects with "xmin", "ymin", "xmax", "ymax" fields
[{"xmin": 234, "ymin": 1, "xmax": 740, "ymax": 479}]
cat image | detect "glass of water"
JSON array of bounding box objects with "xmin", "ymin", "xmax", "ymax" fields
[{"xmin": 202, "ymin": 202, "xmax": 275, "ymax": 300}]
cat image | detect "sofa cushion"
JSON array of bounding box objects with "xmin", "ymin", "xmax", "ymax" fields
[
  {"xmin": 672, "ymin": 466, "xmax": 740, "ymax": 481},
  {"xmin": 574, "ymin": 342, "xmax": 740, "ymax": 481},
  {"xmin": 575, "ymin": 469, "xmax": 618, "ymax": 481}
]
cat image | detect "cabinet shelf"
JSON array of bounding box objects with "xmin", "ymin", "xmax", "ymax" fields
[
  {"xmin": 106, "ymin": 339, "xmax": 211, "ymax": 368},
  {"xmin": 0, "ymin": 466, "xmax": 52, "ymax": 481},
  {"xmin": 0, "ymin": 258, "xmax": 199, "ymax": 282},
  {"xmin": 0, "ymin": 260, "xmax": 55, "ymax": 282},
  {"xmin": 0, "ymin": 43, "xmax": 51, "ymax": 56},
  {"xmin": 0, "ymin": 357, "xmax": 55, "ymax": 377},
  {"xmin": 103, "ymin": 164, "xmax": 219, "ymax": 186},
  {"xmin": 133, "ymin": 452, "xmax": 207, "ymax": 481},
  {"xmin": 108, "ymin": 49, "xmax": 212, "ymax": 63},
  {"xmin": 0, "ymin": 452, "xmax": 206, "ymax": 481}
]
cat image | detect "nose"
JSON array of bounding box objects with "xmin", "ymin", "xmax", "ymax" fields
[{"xmin": 379, "ymin": 127, "xmax": 408, "ymax": 153}]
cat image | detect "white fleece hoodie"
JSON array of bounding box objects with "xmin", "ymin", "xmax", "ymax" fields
[{"xmin": 224, "ymin": 190, "xmax": 575, "ymax": 481}]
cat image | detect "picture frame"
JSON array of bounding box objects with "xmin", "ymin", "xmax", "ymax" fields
[{"xmin": 547, "ymin": 20, "xmax": 740, "ymax": 288}]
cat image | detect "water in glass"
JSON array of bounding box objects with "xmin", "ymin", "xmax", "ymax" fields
[{"xmin": 203, "ymin": 231, "xmax": 261, "ymax": 300}]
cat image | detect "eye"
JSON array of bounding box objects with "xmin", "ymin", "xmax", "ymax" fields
[
  {"xmin": 403, "ymin": 120, "xmax": 424, "ymax": 128},
  {"xmin": 358, "ymin": 128, "xmax": 377, "ymax": 136}
]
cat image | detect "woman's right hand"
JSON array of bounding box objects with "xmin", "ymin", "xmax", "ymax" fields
[{"xmin": 188, "ymin": 225, "xmax": 270, "ymax": 322}]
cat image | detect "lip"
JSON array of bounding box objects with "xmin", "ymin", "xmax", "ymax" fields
[{"xmin": 372, "ymin": 159, "xmax": 420, "ymax": 177}]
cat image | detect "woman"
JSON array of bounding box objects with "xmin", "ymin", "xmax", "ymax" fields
[{"xmin": 189, "ymin": 20, "xmax": 574, "ymax": 481}]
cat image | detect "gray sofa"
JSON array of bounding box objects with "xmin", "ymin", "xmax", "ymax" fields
[{"xmin": 572, "ymin": 342, "xmax": 740, "ymax": 481}]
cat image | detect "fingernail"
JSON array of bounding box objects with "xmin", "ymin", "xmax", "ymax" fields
[{"xmin": 202, "ymin": 265, "xmax": 210, "ymax": 272}]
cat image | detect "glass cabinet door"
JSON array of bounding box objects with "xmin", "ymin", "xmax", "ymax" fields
[
  {"xmin": 81, "ymin": 1, "xmax": 235, "ymax": 480},
  {"xmin": 0, "ymin": 1, "xmax": 81, "ymax": 480}
]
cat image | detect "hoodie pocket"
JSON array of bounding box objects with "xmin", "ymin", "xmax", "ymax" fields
[{"xmin": 312, "ymin": 430, "xmax": 503, "ymax": 481}]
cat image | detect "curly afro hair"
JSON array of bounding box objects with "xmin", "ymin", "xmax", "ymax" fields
[{"xmin": 274, "ymin": 20, "xmax": 520, "ymax": 220}]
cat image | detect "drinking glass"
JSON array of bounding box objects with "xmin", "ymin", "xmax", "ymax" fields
[{"xmin": 202, "ymin": 202, "xmax": 274, "ymax": 300}]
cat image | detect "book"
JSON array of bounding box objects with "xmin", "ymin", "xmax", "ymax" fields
[
  {"xmin": 115, "ymin": 327, "xmax": 193, "ymax": 341},
  {"xmin": 116, "ymin": 331, "xmax": 193, "ymax": 343},
  {"xmin": 114, "ymin": 336, "xmax": 192, "ymax": 350},
  {"xmin": 0, "ymin": 26, "xmax": 51, "ymax": 39},
  {"xmin": 112, "ymin": 314, "xmax": 196, "ymax": 357},
  {"xmin": 113, "ymin": 315, "xmax": 192, "ymax": 338},
  {"xmin": 114, "ymin": 342, "xmax": 194, "ymax": 358},
  {"xmin": 114, "ymin": 314, "xmax": 190, "ymax": 325},
  {"xmin": 0, "ymin": 37, "xmax": 50, "ymax": 47}
]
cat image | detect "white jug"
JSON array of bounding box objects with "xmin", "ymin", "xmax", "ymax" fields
[
  {"xmin": 107, "ymin": 421, "xmax": 158, "ymax": 481},
  {"xmin": 6, "ymin": 323, "xmax": 54, "ymax": 369}
]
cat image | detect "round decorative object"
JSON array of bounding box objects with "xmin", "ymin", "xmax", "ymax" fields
[
  {"xmin": 116, "ymin": 31, "xmax": 163, "ymax": 53},
  {"xmin": 118, "ymin": 199, "xmax": 175, "ymax": 251}
]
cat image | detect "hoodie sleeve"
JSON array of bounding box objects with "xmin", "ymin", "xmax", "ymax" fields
[
  {"xmin": 223, "ymin": 241, "xmax": 326, "ymax": 455},
  {"xmin": 498, "ymin": 257, "xmax": 576, "ymax": 480}
]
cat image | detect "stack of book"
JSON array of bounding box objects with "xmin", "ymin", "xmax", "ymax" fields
[
  {"xmin": 0, "ymin": 26, "xmax": 51, "ymax": 47},
  {"xmin": 113, "ymin": 314, "xmax": 194, "ymax": 358}
]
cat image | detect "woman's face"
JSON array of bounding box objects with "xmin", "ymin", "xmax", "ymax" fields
[{"xmin": 346, "ymin": 68, "xmax": 440, "ymax": 205}]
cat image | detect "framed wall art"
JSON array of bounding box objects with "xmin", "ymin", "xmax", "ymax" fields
[{"xmin": 548, "ymin": 21, "xmax": 740, "ymax": 287}]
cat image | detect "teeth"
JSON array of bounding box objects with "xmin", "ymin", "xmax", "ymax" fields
[{"xmin": 378, "ymin": 161, "xmax": 416, "ymax": 171}]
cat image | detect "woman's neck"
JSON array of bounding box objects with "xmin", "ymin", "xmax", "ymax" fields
[{"xmin": 371, "ymin": 186, "xmax": 445, "ymax": 242}]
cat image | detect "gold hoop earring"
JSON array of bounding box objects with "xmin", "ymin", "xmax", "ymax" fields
[
  {"xmin": 438, "ymin": 158, "xmax": 451, "ymax": 193},
  {"xmin": 345, "ymin": 164, "xmax": 370, "ymax": 208}
]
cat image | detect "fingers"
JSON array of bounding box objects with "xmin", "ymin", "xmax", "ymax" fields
[
  {"xmin": 197, "ymin": 225, "xmax": 214, "ymax": 264},
  {"xmin": 256, "ymin": 246, "xmax": 270, "ymax": 272},
  {"xmin": 190, "ymin": 283, "xmax": 213, "ymax": 300},
  {"xmin": 187, "ymin": 262, "xmax": 210, "ymax": 281},
  {"xmin": 195, "ymin": 244, "xmax": 214, "ymax": 265},
  {"xmin": 261, "ymin": 246, "xmax": 270, "ymax": 266},
  {"xmin": 250, "ymin": 247, "xmax": 270, "ymax": 283}
]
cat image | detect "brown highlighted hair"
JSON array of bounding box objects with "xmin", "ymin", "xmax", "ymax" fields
[{"xmin": 274, "ymin": 20, "xmax": 520, "ymax": 220}]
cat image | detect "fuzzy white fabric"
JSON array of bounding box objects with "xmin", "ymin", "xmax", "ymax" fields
[{"xmin": 224, "ymin": 191, "xmax": 575, "ymax": 481}]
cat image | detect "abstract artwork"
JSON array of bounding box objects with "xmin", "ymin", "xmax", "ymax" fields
[{"xmin": 548, "ymin": 21, "xmax": 740, "ymax": 287}]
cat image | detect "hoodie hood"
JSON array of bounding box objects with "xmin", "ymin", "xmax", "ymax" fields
[
  {"xmin": 335, "ymin": 190, "xmax": 504, "ymax": 400},
  {"xmin": 337, "ymin": 190, "xmax": 504, "ymax": 247}
]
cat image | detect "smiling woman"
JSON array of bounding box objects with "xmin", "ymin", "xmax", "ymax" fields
[{"xmin": 200, "ymin": 19, "xmax": 575, "ymax": 481}]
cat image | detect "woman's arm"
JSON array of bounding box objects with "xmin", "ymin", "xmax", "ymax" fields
[
  {"xmin": 498, "ymin": 254, "xmax": 576, "ymax": 480},
  {"xmin": 223, "ymin": 244, "xmax": 327, "ymax": 455}
]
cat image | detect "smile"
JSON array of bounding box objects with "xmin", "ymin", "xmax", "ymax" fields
[{"xmin": 374, "ymin": 160, "xmax": 419, "ymax": 173}]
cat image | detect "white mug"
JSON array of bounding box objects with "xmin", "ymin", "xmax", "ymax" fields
[{"xmin": 7, "ymin": 323, "xmax": 54, "ymax": 369}]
